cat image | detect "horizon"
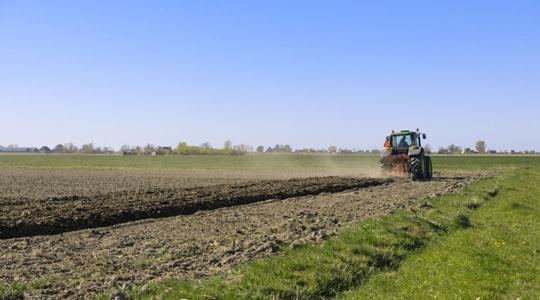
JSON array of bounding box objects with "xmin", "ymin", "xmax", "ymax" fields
[
  {"xmin": 0, "ymin": 140, "xmax": 536, "ymax": 153},
  {"xmin": 1, "ymin": 1, "xmax": 539, "ymax": 150}
]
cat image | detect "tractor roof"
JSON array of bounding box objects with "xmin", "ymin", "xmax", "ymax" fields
[{"xmin": 390, "ymin": 130, "xmax": 416, "ymax": 136}]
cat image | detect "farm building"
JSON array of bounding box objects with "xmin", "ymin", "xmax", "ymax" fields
[{"xmin": 0, "ymin": 146, "xmax": 40, "ymax": 153}]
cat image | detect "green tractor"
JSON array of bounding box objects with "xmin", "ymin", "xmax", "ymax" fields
[{"xmin": 380, "ymin": 129, "xmax": 433, "ymax": 180}]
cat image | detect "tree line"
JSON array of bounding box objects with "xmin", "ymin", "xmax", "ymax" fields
[
  {"xmin": 120, "ymin": 141, "xmax": 252, "ymax": 155},
  {"xmin": 437, "ymin": 141, "xmax": 487, "ymax": 154},
  {"xmin": 1, "ymin": 142, "xmax": 390, "ymax": 155}
]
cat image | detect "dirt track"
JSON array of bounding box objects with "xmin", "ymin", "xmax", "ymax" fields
[{"xmin": 0, "ymin": 174, "xmax": 478, "ymax": 299}]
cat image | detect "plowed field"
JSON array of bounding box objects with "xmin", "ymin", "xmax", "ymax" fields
[{"xmin": 0, "ymin": 166, "xmax": 479, "ymax": 299}]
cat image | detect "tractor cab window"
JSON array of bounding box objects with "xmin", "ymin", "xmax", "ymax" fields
[{"xmin": 392, "ymin": 135, "xmax": 413, "ymax": 149}]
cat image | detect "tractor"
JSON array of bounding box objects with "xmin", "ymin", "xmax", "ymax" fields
[{"xmin": 380, "ymin": 129, "xmax": 432, "ymax": 180}]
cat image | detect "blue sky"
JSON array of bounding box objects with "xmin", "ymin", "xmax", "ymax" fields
[{"xmin": 1, "ymin": 1, "xmax": 539, "ymax": 151}]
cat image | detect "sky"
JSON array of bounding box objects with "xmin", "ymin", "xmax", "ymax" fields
[{"xmin": 1, "ymin": 0, "xmax": 539, "ymax": 151}]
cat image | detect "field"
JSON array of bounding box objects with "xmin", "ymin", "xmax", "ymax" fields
[{"xmin": 0, "ymin": 154, "xmax": 539, "ymax": 299}]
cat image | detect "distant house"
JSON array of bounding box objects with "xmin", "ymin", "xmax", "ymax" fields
[
  {"xmin": 121, "ymin": 149, "xmax": 138, "ymax": 155},
  {"xmin": 462, "ymin": 148, "xmax": 478, "ymax": 154},
  {"xmin": 0, "ymin": 146, "xmax": 37, "ymax": 153}
]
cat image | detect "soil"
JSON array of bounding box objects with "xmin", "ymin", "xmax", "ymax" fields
[
  {"xmin": 0, "ymin": 177, "xmax": 389, "ymax": 239},
  {"xmin": 0, "ymin": 173, "xmax": 480, "ymax": 299}
]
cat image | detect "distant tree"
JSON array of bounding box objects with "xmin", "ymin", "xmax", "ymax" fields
[
  {"xmin": 269, "ymin": 144, "xmax": 292, "ymax": 152},
  {"xmin": 475, "ymin": 140, "xmax": 486, "ymax": 154},
  {"xmin": 134, "ymin": 146, "xmax": 143, "ymax": 155},
  {"xmin": 438, "ymin": 147, "xmax": 448, "ymax": 154},
  {"xmin": 234, "ymin": 144, "xmax": 251, "ymax": 153},
  {"xmin": 256, "ymin": 145, "xmax": 264, "ymax": 153},
  {"xmin": 200, "ymin": 142, "xmax": 212, "ymax": 149},
  {"xmin": 447, "ymin": 144, "xmax": 462, "ymax": 154},
  {"xmin": 64, "ymin": 143, "xmax": 78, "ymax": 153},
  {"xmin": 265, "ymin": 147, "xmax": 273, "ymax": 153},
  {"xmin": 339, "ymin": 148, "xmax": 353, "ymax": 154},
  {"xmin": 81, "ymin": 143, "xmax": 95, "ymax": 154},
  {"xmin": 328, "ymin": 146, "xmax": 337, "ymax": 153},
  {"xmin": 39, "ymin": 146, "xmax": 52, "ymax": 154},
  {"xmin": 53, "ymin": 144, "xmax": 65, "ymax": 153},
  {"xmin": 224, "ymin": 140, "xmax": 233, "ymax": 150},
  {"xmin": 143, "ymin": 143, "xmax": 155, "ymax": 155},
  {"xmin": 102, "ymin": 147, "xmax": 114, "ymax": 154},
  {"xmin": 371, "ymin": 149, "xmax": 381, "ymax": 154}
]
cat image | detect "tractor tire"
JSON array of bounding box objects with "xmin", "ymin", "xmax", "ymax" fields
[
  {"xmin": 427, "ymin": 156, "xmax": 433, "ymax": 179},
  {"xmin": 409, "ymin": 157, "xmax": 421, "ymax": 181},
  {"xmin": 423, "ymin": 155, "xmax": 431, "ymax": 179}
]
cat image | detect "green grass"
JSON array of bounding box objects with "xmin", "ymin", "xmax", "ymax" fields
[
  {"xmin": 432, "ymin": 155, "xmax": 540, "ymax": 172},
  {"xmin": 340, "ymin": 168, "xmax": 540, "ymax": 299},
  {"xmin": 0, "ymin": 278, "xmax": 52, "ymax": 299},
  {"xmin": 91, "ymin": 157, "xmax": 540, "ymax": 299}
]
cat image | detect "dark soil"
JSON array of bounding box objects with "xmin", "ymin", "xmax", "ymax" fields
[{"xmin": 0, "ymin": 177, "xmax": 390, "ymax": 239}]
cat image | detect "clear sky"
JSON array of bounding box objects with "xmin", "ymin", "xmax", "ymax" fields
[{"xmin": 1, "ymin": 0, "xmax": 539, "ymax": 151}]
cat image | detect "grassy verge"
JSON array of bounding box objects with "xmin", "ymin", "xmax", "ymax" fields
[
  {"xmin": 100, "ymin": 172, "xmax": 512, "ymax": 299},
  {"xmin": 340, "ymin": 168, "xmax": 540, "ymax": 299}
]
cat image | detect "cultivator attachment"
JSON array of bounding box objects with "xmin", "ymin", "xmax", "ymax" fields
[{"xmin": 380, "ymin": 155, "xmax": 409, "ymax": 177}]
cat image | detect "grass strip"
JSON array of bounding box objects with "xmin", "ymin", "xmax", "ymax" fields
[{"xmin": 340, "ymin": 167, "xmax": 540, "ymax": 299}]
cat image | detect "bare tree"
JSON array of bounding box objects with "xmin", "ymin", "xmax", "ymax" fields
[
  {"xmin": 475, "ymin": 140, "xmax": 486, "ymax": 154},
  {"xmin": 224, "ymin": 140, "xmax": 232, "ymax": 150},
  {"xmin": 328, "ymin": 146, "xmax": 337, "ymax": 153},
  {"xmin": 64, "ymin": 143, "xmax": 78, "ymax": 153},
  {"xmin": 256, "ymin": 145, "xmax": 264, "ymax": 153}
]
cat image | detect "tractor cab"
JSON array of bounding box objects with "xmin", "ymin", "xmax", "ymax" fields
[{"xmin": 385, "ymin": 130, "xmax": 425, "ymax": 155}]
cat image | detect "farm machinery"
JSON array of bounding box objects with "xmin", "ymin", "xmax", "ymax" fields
[{"xmin": 380, "ymin": 129, "xmax": 433, "ymax": 180}]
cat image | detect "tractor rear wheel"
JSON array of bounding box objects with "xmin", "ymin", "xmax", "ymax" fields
[
  {"xmin": 423, "ymin": 156, "xmax": 431, "ymax": 179},
  {"xmin": 409, "ymin": 157, "xmax": 421, "ymax": 181},
  {"xmin": 426, "ymin": 156, "xmax": 433, "ymax": 179}
]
